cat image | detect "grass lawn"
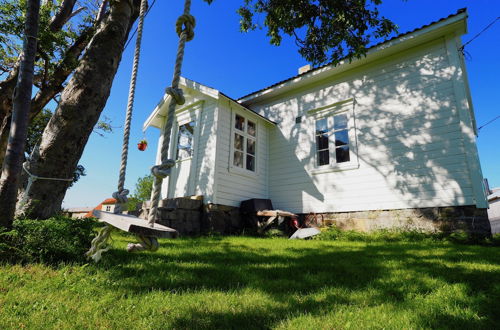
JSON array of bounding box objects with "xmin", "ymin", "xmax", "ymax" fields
[{"xmin": 1, "ymin": 234, "xmax": 499, "ymax": 329}]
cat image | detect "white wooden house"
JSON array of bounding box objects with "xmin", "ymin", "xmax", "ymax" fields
[{"xmin": 144, "ymin": 9, "xmax": 489, "ymax": 231}]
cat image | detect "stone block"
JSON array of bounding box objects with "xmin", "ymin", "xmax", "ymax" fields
[
  {"xmin": 160, "ymin": 197, "xmax": 203, "ymax": 210},
  {"xmin": 311, "ymin": 205, "xmax": 491, "ymax": 237}
]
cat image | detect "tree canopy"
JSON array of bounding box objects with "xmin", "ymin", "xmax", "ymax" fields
[{"xmin": 238, "ymin": 0, "xmax": 397, "ymax": 65}]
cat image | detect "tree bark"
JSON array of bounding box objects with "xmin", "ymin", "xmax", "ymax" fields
[
  {"xmin": 0, "ymin": 0, "xmax": 82, "ymax": 167},
  {"xmin": 18, "ymin": 0, "xmax": 140, "ymax": 219},
  {"xmin": 0, "ymin": 27, "xmax": 93, "ymax": 167},
  {"xmin": 0, "ymin": 0, "xmax": 41, "ymax": 228}
]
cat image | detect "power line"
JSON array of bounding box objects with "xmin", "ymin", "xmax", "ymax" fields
[
  {"xmin": 124, "ymin": 0, "xmax": 157, "ymax": 51},
  {"xmin": 478, "ymin": 115, "xmax": 500, "ymax": 131},
  {"xmin": 460, "ymin": 16, "xmax": 500, "ymax": 53}
]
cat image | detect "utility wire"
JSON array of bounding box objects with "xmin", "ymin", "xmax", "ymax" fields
[
  {"xmin": 124, "ymin": 0, "xmax": 157, "ymax": 50},
  {"xmin": 478, "ymin": 115, "xmax": 500, "ymax": 131},
  {"xmin": 460, "ymin": 16, "xmax": 500, "ymax": 53}
]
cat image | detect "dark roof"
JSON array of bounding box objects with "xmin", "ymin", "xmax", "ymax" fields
[
  {"xmin": 238, "ymin": 8, "xmax": 467, "ymax": 102},
  {"xmin": 219, "ymin": 91, "xmax": 277, "ymax": 124},
  {"xmin": 181, "ymin": 77, "xmax": 276, "ymax": 124}
]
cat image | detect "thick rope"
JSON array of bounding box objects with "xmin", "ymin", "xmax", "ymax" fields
[
  {"xmin": 115, "ymin": 0, "xmax": 148, "ymax": 212},
  {"xmin": 87, "ymin": 0, "xmax": 148, "ymax": 261},
  {"xmin": 147, "ymin": 0, "xmax": 195, "ymax": 226},
  {"xmin": 85, "ymin": 225, "xmax": 113, "ymax": 262}
]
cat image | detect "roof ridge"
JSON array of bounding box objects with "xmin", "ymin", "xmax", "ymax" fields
[{"xmin": 237, "ymin": 8, "xmax": 467, "ymax": 102}]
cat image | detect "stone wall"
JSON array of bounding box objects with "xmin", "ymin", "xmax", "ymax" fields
[
  {"xmin": 315, "ymin": 205, "xmax": 491, "ymax": 237},
  {"xmin": 139, "ymin": 198, "xmax": 244, "ymax": 236},
  {"xmin": 140, "ymin": 200, "xmax": 491, "ymax": 237},
  {"xmin": 201, "ymin": 204, "xmax": 243, "ymax": 235}
]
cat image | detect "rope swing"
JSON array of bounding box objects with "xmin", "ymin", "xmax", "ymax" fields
[{"xmin": 87, "ymin": 0, "xmax": 195, "ymax": 261}]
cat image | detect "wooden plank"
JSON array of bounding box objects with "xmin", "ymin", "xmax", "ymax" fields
[
  {"xmin": 256, "ymin": 210, "xmax": 296, "ymax": 217},
  {"xmin": 257, "ymin": 216, "xmax": 276, "ymax": 234},
  {"xmin": 93, "ymin": 211, "xmax": 178, "ymax": 238}
]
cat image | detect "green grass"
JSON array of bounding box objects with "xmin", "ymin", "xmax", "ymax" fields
[{"xmin": 1, "ymin": 234, "xmax": 499, "ymax": 329}]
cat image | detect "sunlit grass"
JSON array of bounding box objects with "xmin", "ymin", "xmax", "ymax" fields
[{"xmin": 1, "ymin": 234, "xmax": 499, "ymax": 329}]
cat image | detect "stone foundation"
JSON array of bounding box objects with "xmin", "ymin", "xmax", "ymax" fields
[
  {"xmin": 139, "ymin": 198, "xmax": 243, "ymax": 236},
  {"xmin": 316, "ymin": 205, "xmax": 491, "ymax": 237},
  {"xmin": 201, "ymin": 204, "xmax": 243, "ymax": 235},
  {"xmin": 140, "ymin": 200, "xmax": 491, "ymax": 237}
]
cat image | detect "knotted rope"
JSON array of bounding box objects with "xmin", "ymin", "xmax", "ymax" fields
[
  {"xmin": 87, "ymin": 0, "xmax": 148, "ymax": 261},
  {"xmin": 147, "ymin": 0, "xmax": 195, "ymax": 226}
]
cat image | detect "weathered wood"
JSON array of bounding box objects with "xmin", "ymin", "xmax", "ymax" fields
[
  {"xmin": 93, "ymin": 210, "xmax": 178, "ymax": 238},
  {"xmin": 257, "ymin": 215, "xmax": 276, "ymax": 234},
  {"xmin": 256, "ymin": 210, "xmax": 296, "ymax": 217}
]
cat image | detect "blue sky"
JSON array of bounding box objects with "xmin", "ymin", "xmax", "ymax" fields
[{"xmin": 63, "ymin": 0, "xmax": 500, "ymax": 208}]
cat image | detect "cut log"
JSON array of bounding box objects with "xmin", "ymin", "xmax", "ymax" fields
[
  {"xmin": 256, "ymin": 210, "xmax": 296, "ymax": 217},
  {"xmin": 93, "ymin": 210, "xmax": 178, "ymax": 238}
]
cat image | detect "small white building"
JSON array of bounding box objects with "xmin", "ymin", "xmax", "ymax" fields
[
  {"xmin": 488, "ymin": 189, "xmax": 500, "ymax": 234},
  {"xmin": 144, "ymin": 10, "xmax": 489, "ymax": 232},
  {"xmin": 65, "ymin": 207, "xmax": 93, "ymax": 219}
]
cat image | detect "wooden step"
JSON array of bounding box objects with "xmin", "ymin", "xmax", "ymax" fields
[{"xmin": 93, "ymin": 210, "xmax": 178, "ymax": 238}]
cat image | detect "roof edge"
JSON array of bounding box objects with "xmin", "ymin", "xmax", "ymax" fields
[
  {"xmin": 143, "ymin": 77, "xmax": 276, "ymax": 130},
  {"xmin": 238, "ymin": 8, "xmax": 468, "ymax": 104}
]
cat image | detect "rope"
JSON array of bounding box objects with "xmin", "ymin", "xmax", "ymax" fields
[
  {"xmin": 85, "ymin": 225, "xmax": 113, "ymax": 262},
  {"xmin": 19, "ymin": 162, "xmax": 73, "ymax": 208},
  {"xmin": 147, "ymin": 0, "xmax": 195, "ymax": 227},
  {"xmin": 115, "ymin": 0, "xmax": 149, "ymax": 213},
  {"xmin": 87, "ymin": 0, "xmax": 148, "ymax": 262}
]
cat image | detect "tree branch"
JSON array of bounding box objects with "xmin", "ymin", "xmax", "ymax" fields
[
  {"xmin": 48, "ymin": 0, "xmax": 77, "ymax": 32},
  {"xmin": 30, "ymin": 26, "xmax": 94, "ymax": 119}
]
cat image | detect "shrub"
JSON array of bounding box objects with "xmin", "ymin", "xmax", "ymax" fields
[
  {"xmin": 316, "ymin": 225, "xmax": 499, "ymax": 246},
  {"xmin": 316, "ymin": 226, "xmax": 442, "ymax": 243},
  {"xmin": 0, "ymin": 216, "xmax": 98, "ymax": 264}
]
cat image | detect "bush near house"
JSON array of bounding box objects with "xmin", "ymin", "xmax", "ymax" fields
[{"xmin": 0, "ymin": 217, "xmax": 98, "ymax": 264}]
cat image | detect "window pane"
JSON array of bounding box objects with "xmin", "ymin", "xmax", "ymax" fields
[
  {"xmin": 315, "ymin": 118, "xmax": 328, "ymax": 135},
  {"xmin": 336, "ymin": 146, "xmax": 350, "ymax": 163},
  {"xmin": 334, "ymin": 130, "xmax": 349, "ymax": 146},
  {"xmin": 176, "ymin": 121, "xmax": 195, "ymax": 160},
  {"xmin": 233, "ymin": 151, "xmax": 243, "ymax": 167},
  {"xmin": 316, "ymin": 133, "xmax": 329, "ymax": 150},
  {"xmin": 246, "ymin": 155, "xmax": 255, "ymax": 171},
  {"xmin": 247, "ymin": 121, "xmax": 256, "ymax": 137},
  {"xmin": 247, "ymin": 139, "xmax": 255, "ymax": 155},
  {"xmin": 318, "ymin": 150, "xmax": 329, "ymax": 166},
  {"xmin": 333, "ymin": 113, "xmax": 348, "ymax": 130},
  {"xmin": 234, "ymin": 133, "xmax": 244, "ymax": 151},
  {"xmin": 235, "ymin": 114, "xmax": 245, "ymax": 131}
]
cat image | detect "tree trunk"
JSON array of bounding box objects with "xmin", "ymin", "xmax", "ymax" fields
[
  {"xmin": 17, "ymin": 0, "xmax": 140, "ymax": 219},
  {"xmin": 0, "ymin": 0, "xmax": 41, "ymax": 228},
  {"xmin": 0, "ymin": 28, "xmax": 92, "ymax": 167},
  {"xmin": 0, "ymin": 0, "xmax": 83, "ymax": 168}
]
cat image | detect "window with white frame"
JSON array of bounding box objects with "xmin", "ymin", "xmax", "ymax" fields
[
  {"xmin": 105, "ymin": 205, "xmax": 111, "ymax": 212},
  {"xmin": 314, "ymin": 109, "xmax": 354, "ymax": 167},
  {"xmin": 176, "ymin": 121, "xmax": 196, "ymax": 160},
  {"xmin": 232, "ymin": 114, "xmax": 256, "ymax": 172}
]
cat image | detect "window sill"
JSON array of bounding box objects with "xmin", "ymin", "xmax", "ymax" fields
[
  {"xmin": 310, "ymin": 162, "xmax": 359, "ymax": 175},
  {"xmin": 229, "ymin": 165, "xmax": 258, "ymax": 179}
]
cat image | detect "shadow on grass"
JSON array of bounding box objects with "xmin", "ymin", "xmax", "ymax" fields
[{"xmin": 96, "ymin": 237, "xmax": 500, "ymax": 329}]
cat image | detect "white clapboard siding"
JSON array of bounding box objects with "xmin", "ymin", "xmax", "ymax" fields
[
  {"xmin": 212, "ymin": 101, "xmax": 269, "ymax": 207},
  {"xmin": 249, "ymin": 37, "xmax": 478, "ymax": 213},
  {"xmin": 159, "ymin": 99, "xmax": 219, "ymax": 201},
  {"xmin": 192, "ymin": 101, "xmax": 218, "ymax": 202}
]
